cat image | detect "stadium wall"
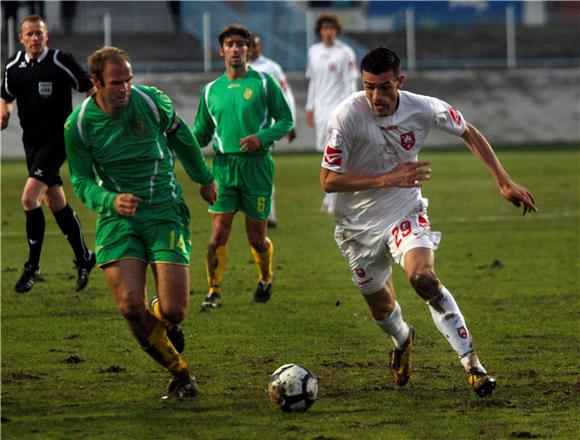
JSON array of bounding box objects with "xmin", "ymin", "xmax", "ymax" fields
[{"xmin": 1, "ymin": 68, "xmax": 578, "ymax": 159}]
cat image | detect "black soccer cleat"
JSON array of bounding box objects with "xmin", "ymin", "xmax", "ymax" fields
[
  {"xmin": 253, "ymin": 280, "xmax": 273, "ymax": 303},
  {"xmin": 468, "ymin": 367, "xmax": 497, "ymax": 398},
  {"xmin": 74, "ymin": 252, "xmax": 96, "ymax": 292},
  {"xmin": 201, "ymin": 291, "xmax": 222, "ymax": 310},
  {"xmin": 14, "ymin": 263, "xmax": 41, "ymax": 293},
  {"xmin": 161, "ymin": 371, "xmax": 198, "ymax": 401}
]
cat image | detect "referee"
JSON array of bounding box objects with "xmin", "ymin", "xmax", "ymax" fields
[{"xmin": 1, "ymin": 15, "xmax": 96, "ymax": 293}]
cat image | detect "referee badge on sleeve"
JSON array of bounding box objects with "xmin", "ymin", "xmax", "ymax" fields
[{"xmin": 38, "ymin": 82, "xmax": 53, "ymax": 98}]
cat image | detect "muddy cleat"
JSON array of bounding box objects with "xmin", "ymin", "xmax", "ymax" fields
[
  {"xmin": 74, "ymin": 252, "xmax": 96, "ymax": 292},
  {"xmin": 14, "ymin": 263, "xmax": 40, "ymax": 293},
  {"xmin": 388, "ymin": 325, "xmax": 415, "ymax": 386},
  {"xmin": 253, "ymin": 280, "xmax": 273, "ymax": 303},
  {"xmin": 468, "ymin": 367, "xmax": 497, "ymax": 398},
  {"xmin": 161, "ymin": 372, "xmax": 198, "ymax": 401},
  {"xmin": 201, "ymin": 291, "xmax": 222, "ymax": 310}
]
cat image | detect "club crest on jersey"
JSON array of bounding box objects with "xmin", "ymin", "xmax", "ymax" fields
[
  {"xmin": 243, "ymin": 88, "xmax": 253, "ymax": 100},
  {"xmin": 400, "ymin": 131, "xmax": 415, "ymax": 150},
  {"xmin": 38, "ymin": 82, "xmax": 52, "ymax": 98},
  {"xmin": 131, "ymin": 120, "xmax": 147, "ymax": 137},
  {"xmin": 457, "ymin": 326, "xmax": 468, "ymax": 339},
  {"xmin": 328, "ymin": 62, "xmax": 337, "ymax": 72}
]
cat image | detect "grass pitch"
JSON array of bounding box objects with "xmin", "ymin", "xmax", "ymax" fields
[{"xmin": 1, "ymin": 148, "xmax": 579, "ymax": 439}]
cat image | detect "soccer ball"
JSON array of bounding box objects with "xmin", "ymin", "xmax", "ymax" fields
[{"xmin": 268, "ymin": 364, "xmax": 318, "ymax": 412}]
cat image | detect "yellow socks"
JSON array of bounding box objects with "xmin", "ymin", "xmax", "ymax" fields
[
  {"xmin": 142, "ymin": 321, "xmax": 187, "ymax": 375},
  {"xmin": 151, "ymin": 298, "xmax": 170, "ymax": 326},
  {"xmin": 206, "ymin": 244, "xmax": 228, "ymax": 294},
  {"xmin": 250, "ymin": 237, "xmax": 274, "ymax": 283}
]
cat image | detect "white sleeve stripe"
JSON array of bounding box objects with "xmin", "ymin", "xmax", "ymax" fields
[
  {"xmin": 53, "ymin": 50, "xmax": 80, "ymax": 90},
  {"xmin": 77, "ymin": 97, "xmax": 92, "ymax": 144},
  {"xmin": 132, "ymin": 86, "xmax": 160, "ymax": 125},
  {"xmin": 167, "ymin": 119, "xmax": 179, "ymax": 133},
  {"xmin": 5, "ymin": 51, "xmax": 22, "ymax": 70},
  {"xmin": 3, "ymin": 51, "xmax": 22, "ymax": 98},
  {"xmin": 255, "ymin": 70, "xmax": 269, "ymax": 129},
  {"xmin": 204, "ymin": 80, "xmax": 224, "ymax": 154}
]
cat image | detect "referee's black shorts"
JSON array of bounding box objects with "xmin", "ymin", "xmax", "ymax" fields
[{"xmin": 24, "ymin": 140, "xmax": 66, "ymax": 187}]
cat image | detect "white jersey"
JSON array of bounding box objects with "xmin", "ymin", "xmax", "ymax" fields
[
  {"xmin": 306, "ymin": 40, "xmax": 358, "ymax": 149},
  {"xmin": 249, "ymin": 55, "xmax": 297, "ymax": 122},
  {"xmin": 321, "ymin": 90, "xmax": 467, "ymax": 230}
]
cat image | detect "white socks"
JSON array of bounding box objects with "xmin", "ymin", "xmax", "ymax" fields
[
  {"xmin": 373, "ymin": 287, "xmax": 486, "ymax": 373},
  {"xmin": 428, "ymin": 286, "xmax": 485, "ymax": 371},
  {"xmin": 373, "ymin": 301, "xmax": 411, "ymax": 349}
]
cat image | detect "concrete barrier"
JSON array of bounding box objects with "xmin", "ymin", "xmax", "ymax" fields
[{"xmin": 2, "ymin": 68, "xmax": 578, "ymax": 159}]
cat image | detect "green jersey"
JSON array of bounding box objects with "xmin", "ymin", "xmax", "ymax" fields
[
  {"xmin": 64, "ymin": 85, "xmax": 213, "ymax": 216},
  {"xmin": 194, "ymin": 68, "xmax": 293, "ymax": 154}
]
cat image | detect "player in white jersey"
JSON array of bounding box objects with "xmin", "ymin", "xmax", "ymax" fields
[
  {"xmin": 248, "ymin": 34, "xmax": 297, "ymax": 228},
  {"xmin": 306, "ymin": 14, "xmax": 358, "ymax": 214},
  {"xmin": 321, "ymin": 47, "xmax": 536, "ymax": 398}
]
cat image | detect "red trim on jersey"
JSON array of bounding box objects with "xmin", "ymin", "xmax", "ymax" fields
[{"xmin": 323, "ymin": 145, "xmax": 342, "ymax": 166}]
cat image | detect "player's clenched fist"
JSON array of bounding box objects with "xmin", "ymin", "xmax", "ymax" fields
[{"xmin": 114, "ymin": 193, "xmax": 143, "ymax": 217}]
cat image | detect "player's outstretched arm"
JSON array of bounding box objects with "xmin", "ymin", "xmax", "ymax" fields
[
  {"xmin": 460, "ymin": 123, "xmax": 537, "ymax": 215},
  {"xmin": 321, "ymin": 161, "xmax": 431, "ymax": 193}
]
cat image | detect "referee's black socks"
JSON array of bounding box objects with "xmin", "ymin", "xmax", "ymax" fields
[
  {"xmin": 53, "ymin": 204, "xmax": 91, "ymax": 263},
  {"xmin": 25, "ymin": 207, "xmax": 45, "ymax": 267}
]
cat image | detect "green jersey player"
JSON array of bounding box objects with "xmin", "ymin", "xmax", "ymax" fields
[
  {"xmin": 194, "ymin": 24, "xmax": 293, "ymax": 310},
  {"xmin": 64, "ymin": 47, "xmax": 217, "ymax": 400}
]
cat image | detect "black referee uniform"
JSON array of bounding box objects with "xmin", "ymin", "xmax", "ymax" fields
[
  {"xmin": 1, "ymin": 47, "xmax": 93, "ymax": 186},
  {"xmin": 2, "ymin": 45, "xmax": 96, "ymax": 294}
]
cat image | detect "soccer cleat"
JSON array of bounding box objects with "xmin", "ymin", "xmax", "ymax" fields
[
  {"xmin": 14, "ymin": 263, "xmax": 41, "ymax": 293},
  {"xmin": 253, "ymin": 280, "xmax": 273, "ymax": 303},
  {"xmin": 74, "ymin": 252, "xmax": 96, "ymax": 292},
  {"xmin": 388, "ymin": 325, "xmax": 415, "ymax": 387},
  {"xmin": 161, "ymin": 371, "xmax": 198, "ymax": 401},
  {"xmin": 267, "ymin": 218, "xmax": 277, "ymax": 229},
  {"xmin": 468, "ymin": 367, "xmax": 497, "ymax": 398},
  {"xmin": 201, "ymin": 291, "xmax": 222, "ymax": 310}
]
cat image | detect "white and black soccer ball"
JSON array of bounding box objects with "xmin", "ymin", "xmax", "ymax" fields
[{"xmin": 268, "ymin": 364, "xmax": 318, "ymax": 412}]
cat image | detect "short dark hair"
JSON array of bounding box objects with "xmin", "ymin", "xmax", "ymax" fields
[
  {"xmin": 88, "ymin": 46, "xmax": 131, "ymax": 84},
  {"xmin": 218, "ymin": 24, "xmax": 252, "ymax": 47},
  {"xmin": 315, "ymin": 14, "xmax": 341, "ymax": 37},
  {"xmin": 19, "ymin": 15, "xmax": 46, "ymax": 32},
  {"xmin": 360, "ymin": 47, "xmax": 401, "ymax": 77}
]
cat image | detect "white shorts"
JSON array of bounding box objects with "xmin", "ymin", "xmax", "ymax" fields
[{"xmin": 334, "ymin": 208, "xmax": 441, "ymax": 295}]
